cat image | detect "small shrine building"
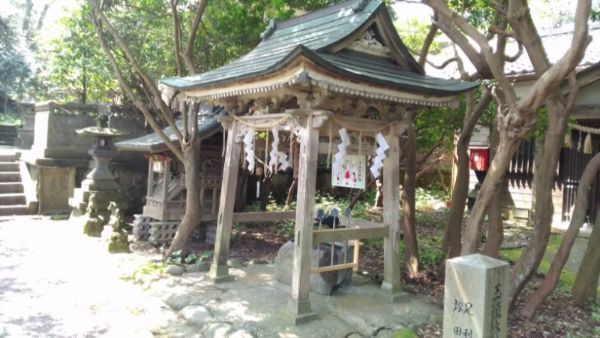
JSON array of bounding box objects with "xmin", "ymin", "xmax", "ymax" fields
[{"xmin": 161, "ymin": 0, "xmax": 477, "ymax": 324}]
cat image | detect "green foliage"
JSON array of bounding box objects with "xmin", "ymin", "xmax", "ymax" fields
[
  {"xmin": 0, "ymin": 113, "xmax": 23, "ymax": 126},
  {"xmin": 447, "ymin": 0, "xmax": 496, "ymax": 29},
  {"xmin": 0, "ymin": 16, "xmax": 31, "ymax": 101},
  {"xmin": 392, "ymin": 328, "xmax": 418, "ymax": 338},
  {"xmin": 499, "ymin": 234, "xmax": 582, "ymax": 292},
  {"xmin": 590, "ymin": 301, "xmax": 600, "ymax": 336},
  {"xmin": 395, "ymin": 18, "xmax": 441, "ymax": 55},
  {"xmin": 419, "ymin": 234, "xmax": 444, "ymax": 269},
  {"xmin": 48, "ymin": 4, "xmax": 117, "ymax": 103},
  {"xmin": 167, "ymin": 249, "xmax": 212, "ymax": 266}
]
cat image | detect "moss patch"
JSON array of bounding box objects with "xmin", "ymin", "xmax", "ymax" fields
[
  {"xmin": 500, "ymin": 234, "xmax": 599, "ymax": 295},
  {"xmin": 392, "ymin": 328, "xmax": 418, "ymax": 338}
]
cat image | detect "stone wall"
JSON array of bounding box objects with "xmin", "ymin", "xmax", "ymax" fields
[{"xmin": 22, "ymin": 101, "xmax": 150, "ymax": 215}]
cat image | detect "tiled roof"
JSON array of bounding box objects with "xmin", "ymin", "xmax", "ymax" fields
[
  {"xmin": 504, "ymin": 25, "xmax": 600, "ymax": 76},
  {"xmin": 116, "ymin": 106, "xmax": 223, "ymax": 153},
  {"xmin": 161, "ymin": 0, "xmax": 477, "ymax": 96}
]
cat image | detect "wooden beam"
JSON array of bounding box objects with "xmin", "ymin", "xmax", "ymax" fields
[
  {"xmin": 161, "ymin": 159, "xmax": 170, "ymax": 220},
  {"xmin": 209, "ymin": 120, "xmax": 241, "ymax": 283},
  {"xmin": 289, "ymin": 114, "xmax": 320, "ymax": 324},
  {"xmin": 146, "ymin": 157, "xmax": 154, "ymax": 198},
  {"xmin": 313, "ymin": 225, "xmax": 388, "ymax": 243},
  {"xmin": 232, "ymin": 211, "xmax": 296, "ymax": 223},
  {"xmin": 382, "ymin": 129, "xmax": 402, "ymax": 299},
  {"xmin": 311, "ymin": 263, "xmax": 357, "ymax": 273}
]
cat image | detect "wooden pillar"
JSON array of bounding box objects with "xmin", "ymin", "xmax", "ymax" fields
[
  {"xmin": 210, "ymin": 121, "xmax": 241, "ymax": 283},
  {"xmin": 162, "ymin": 158, "xmax": 170, "ymax": 220},
  {"xmin": 146, "ymin": 156, "xmax": 154, "ymax": 197},
  {"xmin": 382, "ymin": 126, "xmax": 404, "ymax": 301},
  {"xmin": 289, "ymin": 114, "xmax": 320, "ymax": 324}
]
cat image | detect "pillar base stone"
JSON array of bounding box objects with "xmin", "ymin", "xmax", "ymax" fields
[
  {"xmin": 288, "ymin": 298, "xmax": 318, "ymax": 325},
  {"xmin": 381, "ymin": 281, "xmax": 409, "ymax": 303},
  {"xmin": 209, "ymin": 264, "xmax": 234, "ymax": 283}
]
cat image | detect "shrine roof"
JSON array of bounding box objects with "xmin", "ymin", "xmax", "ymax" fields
[
  {"xmin": 115, "ymin": 106, "xmax": 223, "ymax": 153},
  {"xmin": 161, "ymin": 0, "xmax": 477, "ymax": 100}
]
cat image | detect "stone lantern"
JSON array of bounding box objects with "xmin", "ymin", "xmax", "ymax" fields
[{"xmin": 70, "ymin": 113, "xmax": 128, "ymax": 235}]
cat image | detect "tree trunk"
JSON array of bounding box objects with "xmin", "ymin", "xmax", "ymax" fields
[
  {"xmin": 166, "ymin": 139, "xmax": 202, "ymax": 256},
  {"xmin": 509, "ymin": 103, "xmax": 568, "ymax": 308},
  {"xmin": 443, "ymin": 89, "xmax": 491, "ymax": 258},
  {"xmin": 285, "ymin": 178, "xmax": 296, "ymax": 209},
  {"xmin": 462, "ymin": 133, "xmax": 520, "ymax": 255},
  {"xmin": 442, "ymin": 135, "xmax": 470, "ymax": 257},
  {"xmin": 483, "ymin": 120, "xmax": 504, "ymax": 257},
  {"xmin": 483, "ymin": 191, "xmax": 503, "ymax": 257},
  {"xmin": 573, "ymin": 212, "xmax": 600, "ymax": 305},
  {"xmin": 403, "ymin": 126, "xmax": 419, "ymax": 278},
  {"xmin": 522, "ymin": 152, "xmax": 600, "ymax": 317}
]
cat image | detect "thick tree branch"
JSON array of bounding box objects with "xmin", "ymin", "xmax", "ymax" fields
[
  {"xmin": 419, "ymin": 21, "xmax": 438, "ymax": 67},
  {"xmin": 89, "ymin": 5, "xmax": 184, "ymax": 162},
  {"xmin": 511, "ymin": 0, "xmax": 592, "ymax": 113},
  {"xmin": 183, "ymin": 0, "xmax": 208, "ymax": 75},
  {"xmin": 88, "ymin": 0, "xmax": 183, "ymax": 143},
  {"xmin": 170, "ymin": 0, "xmax": 184, "ymax": 76}
]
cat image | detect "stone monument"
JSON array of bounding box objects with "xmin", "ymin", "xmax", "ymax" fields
[
  {"xmin": 70, "ymin": 114, "xmax": 128, "ymax": 235},
  {"xmin": 443, "ymin": 254, "xmax": 509, "ymax": 338},
  {"xmin": 101, "ymin": 201, "xmax": 130, "ymax": 252}
]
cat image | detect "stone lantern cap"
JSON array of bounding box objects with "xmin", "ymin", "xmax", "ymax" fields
[{"xmin": 76, "ymin": 114, "xmax": 129, "ymax": 138}]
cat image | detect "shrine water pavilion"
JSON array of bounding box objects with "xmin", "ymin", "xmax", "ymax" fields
[{"xmin": 160, "ymin": 0, "xmax": 477, "ymax": 324}]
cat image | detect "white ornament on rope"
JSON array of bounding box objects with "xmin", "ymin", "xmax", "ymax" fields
[
  {"xmin": 268, "ymin": 128, "xmax": 290, "ymax": 173},
  {"xmin": 370, "ymin": 132, "xmax": 389, "ymax": 178},
  {"xmin": 243, "ymin": 128, "xmax": 256, "ymax": 173},
  {"xmin": 332, "ymin": 128, "xmax": 350, "ymax": 177}
]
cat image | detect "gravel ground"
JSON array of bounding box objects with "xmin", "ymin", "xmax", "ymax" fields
[{"xmin": 0, "ymin": 216, "xmax": 174, "ymax": 338}]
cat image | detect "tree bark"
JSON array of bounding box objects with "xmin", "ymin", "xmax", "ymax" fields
[
  {"xmin": 508, "ymin": 99, "xmax": 570, "ymax": 308},
  {"xmin": 170, "ymin": 0, "xmax": 184, "ymax": 76},
  {"xmin": 183, "ymin": 0, "xmax": 208, "ymax": 74},
  {"xmin": 166, "ymin": 138, "xmax": 203, "ymax": 256},
  {"xmin": 522, "ymin": 152, "xmax": 600, "ymax": 317},
  {"xmin": 573, "ymin": 212, "xmax": 600, "ymax": 305},
  {"xmin": 482, "ymin": 191, "xmax": 503, "ymax": 257},
  {"xmin": 403, "ymin": 125, "xmax": 419, "ymax": 278},
  {"xmin": 461, "ymin": 133, "xmax": 520, "ymax": 255},
  {"xmin": 483, "ymin": 118, "xmax": 504, "ymax": 257},
  {"xmin": 442, "ymin": 89, "xmax": 491, "ymax": 258},
  {"xmin": 285, "ymin": 178, "xmax": 296, "ymax": 210}
]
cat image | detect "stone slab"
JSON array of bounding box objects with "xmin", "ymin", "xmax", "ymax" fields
[{"xmin": 444, "ymin": 254, "xmax": 509, "ymax": 338}]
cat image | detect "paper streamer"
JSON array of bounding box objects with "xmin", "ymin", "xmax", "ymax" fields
[
  {"xmin": 243, "ymin": 128, "xmax": 256, "ymax": 173},
  {"xmin": 268, "ymin": 128, "xmax": 290, "ymax": 173},
  {"xmin": 332, "ymin": 128, "xmax": 350, "ymax": 177},
  {"xmin": 370, "ymin": 132, "xmax": 389, "ymax": 178}
]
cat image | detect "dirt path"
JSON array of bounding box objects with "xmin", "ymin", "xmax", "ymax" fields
[{"xmin": 0, "ymin": 217, "xmax": 177, "ymax": 337}]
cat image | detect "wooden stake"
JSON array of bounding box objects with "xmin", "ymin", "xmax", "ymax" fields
[
  {"xmin": 210, "ymin": 120, "xmax": 241, "ymax": 283},
  {"xmin": 289, "ymin": 114, "xmax": 320, "ymax": 324},
  {"xmin": 382, "ymin": 127, "xmax": 403, "ymax": 301}
]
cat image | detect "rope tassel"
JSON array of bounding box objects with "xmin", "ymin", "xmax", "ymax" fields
[
  {"xmin": 563, "ymin": 131, "xmax": 572, "ymax": 149},
  {"xmin": 584, "ymin": 133, "xmax": 593, "ymax": 154}
]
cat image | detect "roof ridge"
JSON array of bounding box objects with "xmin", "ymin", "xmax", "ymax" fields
[
  {"xmin": 539, "ymin": 22, "xmax": 600, "ymax": 37},
  {"xmin": 268, "ymin": 0, "xmax": 378, "ymax": 33}
]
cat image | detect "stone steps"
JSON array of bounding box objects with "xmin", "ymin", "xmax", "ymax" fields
[
  {"xmin": 0, "ymin": 205, "xmax": 31, "ymax": 216},
  {"xmin": 0, "ymin": 162, "xmax": 19, "ymax": 172},
  {"xmin": 0, "ymin": 182, "xmax": 24, "ymax": 194},
  {"xmin": 0, "ymin": 193, "xmax": 26, "ymax": 205},
  {"xmin": 0, "ymin": 154, "xmax": 17, "ymax": 162},
  {"xmin": 0, "ymin": 172, "xmax": 21, "ymax": 182},
  {"xmin": 0, "ymin": 150, "xmax": 33, "ymax": 216}
]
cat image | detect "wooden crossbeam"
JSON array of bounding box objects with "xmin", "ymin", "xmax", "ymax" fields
[
  {"xmin": 311, "ymin": 262, "xmax": 357, "ymax": 273},
  {"xmin": 232, "ymin": 210, "xmax": 296, "ymax": 223},
  {"xmin": 313, "ymin": 223, "xmax": 388, "ymax": 243}
]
